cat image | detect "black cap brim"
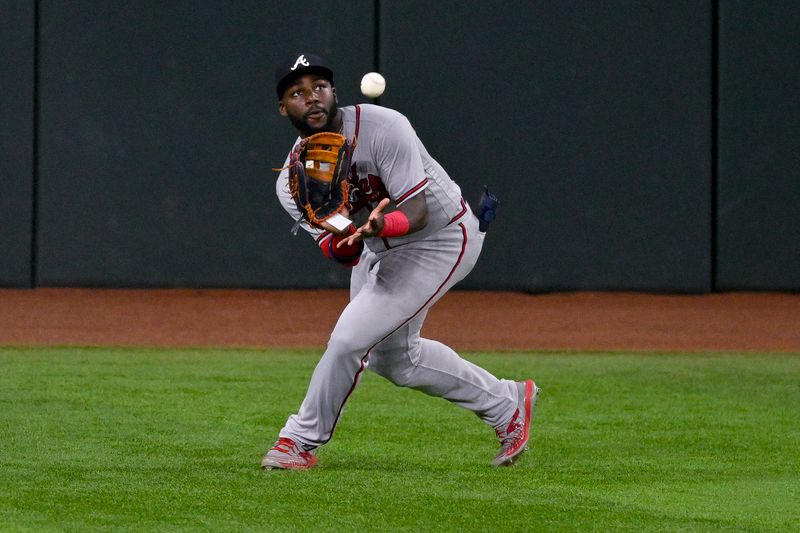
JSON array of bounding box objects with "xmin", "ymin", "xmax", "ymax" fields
[{"xmin": 275, "ymin": 53, "xmax": 335, "ymax": 99}]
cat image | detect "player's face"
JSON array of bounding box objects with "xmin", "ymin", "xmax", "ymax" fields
[{"xmin": 279, "ymin": 74, "xmax": 339, "ymax": 137}]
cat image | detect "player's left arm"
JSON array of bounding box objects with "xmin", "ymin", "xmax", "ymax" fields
[
  {"xmin": 319, "ymin": 226, "xmax": 363, "ymax": 266},
  {"xmin": 277, "ymin": 156, "xmax": 363, "ymax": 265}
]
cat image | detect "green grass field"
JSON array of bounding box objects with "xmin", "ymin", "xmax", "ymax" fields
[{"xmin": 1, "ymin": 347, "xmax": 798, "ymax": 532}]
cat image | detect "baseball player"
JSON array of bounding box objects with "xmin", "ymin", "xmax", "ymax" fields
[{"xmin": 262, "ymin": 53, "xmax": 539, "ymax": 470}]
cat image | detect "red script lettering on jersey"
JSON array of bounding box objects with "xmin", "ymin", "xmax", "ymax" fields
[{"xmin": 349, "ymin": 164, "xmax": 389, "ymax": 213}]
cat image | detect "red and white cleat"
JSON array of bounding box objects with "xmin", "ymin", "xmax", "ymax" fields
[
  {"xmin": 261, "ymin": 437, "xmax": 318, "ymax": 470},
  {"xmin": 492, "ymin": 379, "xmax": 540, "ymax": 466}
]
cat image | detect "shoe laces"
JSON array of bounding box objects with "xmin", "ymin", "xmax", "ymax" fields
[
  {"xmin": 273, "ymin": 437, "xmax": 298, "ymax": 454},
  {"xmin": 495, "ymin": 408, "xmax": 523, "ymax": 449},
  {"xmin": 273, "ymin": 437, "xmax": 315, "ymax": 458}
]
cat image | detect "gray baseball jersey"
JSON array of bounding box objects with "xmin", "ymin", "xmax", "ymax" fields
[
  {"xmin": 277, "ymin": 104, "xmax": 466, "ymax": 249},
  {"xmin": 275, "ymin": 104, "xmax": 518, "ymax": 448}
]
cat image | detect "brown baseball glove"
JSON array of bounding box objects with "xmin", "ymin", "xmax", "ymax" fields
[{"xmin": 287, "ymin": 132, "xmax": 353, "ymax": 229}]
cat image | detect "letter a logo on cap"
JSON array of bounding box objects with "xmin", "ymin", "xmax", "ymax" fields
[{"xmin": 291, "ymin": 54, "xmax": 310, "ymax": 71}]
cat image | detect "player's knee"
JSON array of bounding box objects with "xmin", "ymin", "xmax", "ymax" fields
[
  {"xmin": 368, "ymin": 362, "xmax": 398, "ymax": 384},
  {"xmin": 371, "ymin": 364, "xmax": 413, "ymax": 387},
  {"xmin": 368, "ymin": 349, "xmax": 416, "ymax": 387},
  {"xmin": 326, "ymin": 333, "xmax": 369, "ymax": 361}
]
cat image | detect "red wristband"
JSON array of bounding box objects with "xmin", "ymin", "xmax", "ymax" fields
[
  {"xmin": 320, "ymin": 226, "xmax": 363, "ymax": 266},
  {"xmin": 378, "ymin": 211, "xmax": 410, "ymax": 238},
  {"xmin": 331, "ymin": 231, "xmax": 363, "ymax": 260}
]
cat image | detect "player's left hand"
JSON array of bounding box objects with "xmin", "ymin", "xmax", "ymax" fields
[
  {"xmin": 319, "ymin": 208, "xmax": 351, "ymax": 235},
  {"xmin": 337, "ymin": 198, "xmax": 390, "ymax": 248}
]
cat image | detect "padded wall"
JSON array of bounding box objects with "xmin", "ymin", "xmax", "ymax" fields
[
  {"xmin": 0, "ymin": 0, "xmax": 35, "ymax": 286},
  {"xmin": 14, "ymin": 1, "xmax": 800, "ymax": 291},
  {"xmin": 36, "ymin": 1, "xmax": 373, "ymax": 287},
  {"xmin": 716, "ymin": 1, "xmax": 800, "ymax": 290},
  {"xmin": 380, "ymin": 1, "xmax": 712, "ymax": 291}
]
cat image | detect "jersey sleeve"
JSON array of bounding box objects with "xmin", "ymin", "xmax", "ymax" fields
[{"xmin": 373, "ymin": 114, "xmax": 429, "ymax": 205}]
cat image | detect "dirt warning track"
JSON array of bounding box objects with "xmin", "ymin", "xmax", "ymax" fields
[{"xmin": 1, "ymin": 289, "xmax": 798, "ymax": 353}]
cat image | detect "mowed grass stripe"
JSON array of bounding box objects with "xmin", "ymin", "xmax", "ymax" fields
[{"xmin": 1, "ymin": 348, "xmax": 798, "ymax": 531}]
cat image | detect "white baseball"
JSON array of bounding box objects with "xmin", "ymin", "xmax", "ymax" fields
[{"xmin": 360, "ymin": 72, "xmax": 386, "ymax": 98}]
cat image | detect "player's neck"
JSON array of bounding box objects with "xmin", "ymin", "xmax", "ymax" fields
[
  {"xmin": 298, "ymin": 110, "xmax": 343, "ymax": 139},
  {"xmin": 329, "ymin": 110, "xmax": 344, "ymax": 134}
]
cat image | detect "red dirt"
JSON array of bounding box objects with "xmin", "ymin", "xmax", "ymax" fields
[{"xmin": 1, "ymin": 289, "xmax": 798, "ymax": 352}]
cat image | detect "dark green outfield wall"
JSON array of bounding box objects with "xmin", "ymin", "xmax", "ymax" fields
[
  {"xmin": 715, "ymin": 1, "xmax": 800, "ymax": 290},
  {"xmin": 1, "ymin": 1, "xmax": 797, "ymax": 291},
  {"xmin": 380, "ymin": 2, "xmax": 712, "ymax": 291},
  {"xmin": 0, "ymin": 1, "xmax": 35, "ymax": 287},
  {"xmin": 34, "ymin": 1, "xmax": 373, "ymax": 288}
]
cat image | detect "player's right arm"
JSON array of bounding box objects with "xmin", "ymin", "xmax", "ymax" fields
[
  {"xmin": 338, "ymin": 193, "xmax": 427, "ymax": 247},
  {"xmin": 337, "ymin": 111, "xmax": 430, "ymax": 247}
]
